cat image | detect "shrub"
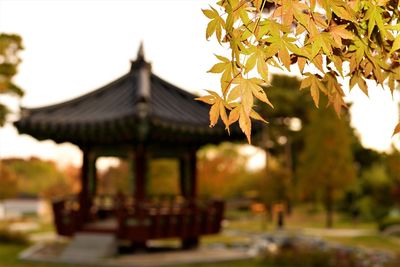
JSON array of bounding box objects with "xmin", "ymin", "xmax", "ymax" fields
[
  {"xmin": 379, "ymin": 216, "xmax": 400, "ymax": 231},
  {"xmin": 0, "ymin": 228, "xmax": 29, "ymax": 245}
]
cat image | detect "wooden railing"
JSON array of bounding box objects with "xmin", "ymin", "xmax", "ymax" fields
[{"xmin": 52, "ymin": 195, "xmax": 224, "ymax": 242}]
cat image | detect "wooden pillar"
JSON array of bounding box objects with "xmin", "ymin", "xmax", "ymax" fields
[
  {"xmin": 189, "ymin": 149, "xmax": 197, "ymax": 199},
  {"xmin": 180, "ymin": 148, "xmax": 199, "ymax": 249},
  {"xmin": 79, "ymin": 150, "xmax": 97, "ymax": 224},
  {"xmin": 179, "ymin": 149, "xmax": 197, "ymax": 200},
  {"xmin": 79, "ymin": 150, "xmax": 90, "ymax": 224},
  {"xmin": 133, "ymin": 144, "xmax": 148, "ymax": 202},
  {"xmin": 179, "ymin": 155, "xmax": 189, "ymax": 198},
  {"xmin": 89, "ymin": 153, "xmax": 97, "ymax": 197}
]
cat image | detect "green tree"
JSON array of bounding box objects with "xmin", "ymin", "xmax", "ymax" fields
[
  {"xmin": 200, "ymin": 0, "xmax": 400, "ymax": 141},
  {"xmin": 296, "ymin": 102, "xmax": 356, "ymax": 227},
  {"xmin": 358, "ymin": 163, "xmax": 393, "ymax": 221},
  {"xmin": 385, "ymin": 147, "xmax": 400, "ymax": 205},
  {"xmin": 258, "ymin": 75, "xmax": 311, "ymax": 164},
  {"xmin": 0, "ymin": 33, "xmax": 23, "ymax": 126}
]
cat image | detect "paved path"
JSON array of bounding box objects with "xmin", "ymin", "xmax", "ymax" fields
[{"xmin": 300, "ymin": 228, "xmax": 376, "ymax": 237}]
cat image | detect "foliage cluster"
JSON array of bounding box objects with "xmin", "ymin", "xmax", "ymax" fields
[
  {"xmin": 0, "ymin": 33, "xmax": 23, "ymax": 126},
  {"xmin": 0, "ymin": 164, "xmax": 18, "ymax": 200},
  {"xmin": 1, "ymin": 158, "xmax": 75, "ymax": 199},
  {"xmin": 198, "ymin": 143, "xmax": 262, "ymax": 199},
  {"xmin": 201, "ymin": 0, "xmax": 400, "ymax": 141}
]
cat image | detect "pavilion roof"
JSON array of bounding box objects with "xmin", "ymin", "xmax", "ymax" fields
[{"xmin": 15, "ymin": 45, "xmax": 254, "ymax": 147}]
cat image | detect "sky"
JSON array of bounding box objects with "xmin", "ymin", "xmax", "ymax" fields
[{"xmin": 0, "ymin": 0, "xmax": 399, "ymax": 169}]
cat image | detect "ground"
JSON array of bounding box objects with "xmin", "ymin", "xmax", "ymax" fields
[{"xmin": 0, "ymin": 206, "xmax": 399, "ymax": 267}]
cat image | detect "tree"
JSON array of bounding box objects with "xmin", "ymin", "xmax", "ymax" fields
[
  {"xmin": 3, "ymin": 157, "xmax": 71, "ymax": 197},
  {"xmin": 0, "ymin": 33, "xmax": 23, "ymax": 126},
  {"xmin": 384, "ymin": 147, "xmax": 400, "ymax": 205},
  {"xmin": 199, "ymin": 0, "xmax": 400, "ymax": 141},
  {"xmin": 98, "ymin": 160, "xmax": 131, "ymax": 195},
  {"xmin": 0, "ymin": 164, "xmax": 18, "ymax": 200},
  {"xmin": 198, "ymin": 143, "xmax": 261, "ymax": 199},
  {"xmin": 296, "ymin": 100, "xmax": 356, "ymax": 227},
  {"xmin": 257, "ymin": 75, "xmax": 311, "ymax": 164},
  {"xmin": 358, "ymin": 163, "xmax": 394, "ymax": 221}
]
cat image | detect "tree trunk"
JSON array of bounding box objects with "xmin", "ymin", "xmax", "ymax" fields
[{"xmin": 325, "ymin": 186, "xmax": 334, "ymax": 228}]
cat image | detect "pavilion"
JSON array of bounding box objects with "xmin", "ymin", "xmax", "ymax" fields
[{"xmin": 14, "ymin": 44, "xmax": 258, "ymax": 249}]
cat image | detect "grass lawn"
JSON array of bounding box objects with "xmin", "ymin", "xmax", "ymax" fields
[
  {"xmin": 324, "ymin": 235, "xmax": 400, "ymax": 253},
  {"xmin": 0, "ymin": 243, "xmax": 71, "ymax": 267}
]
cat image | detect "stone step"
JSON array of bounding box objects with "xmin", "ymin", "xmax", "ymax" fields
[{"xmin": 60, "ymin": 232, "xmax": 116, "ymax": 262}]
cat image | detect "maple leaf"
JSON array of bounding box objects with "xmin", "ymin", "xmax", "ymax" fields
[
  {"xmin": 273, "ymin": 0, "xmax": 308, "ymax": 26},
  {"xmin": 349, "ymin": 72, "xmax": 368, "ymax": 96},
  {"xmin": 329, "ymin": 25, "xmax": 354, "ymax": 47},
  {"xmin": 250, "ymin": 109, "xmax": 268, "ymax": 123},
  {"xmin": 203, "ymin": 6, "xmax": 225, "ymax": 42},
  {"xmin": 331, "ymin": 1, "xmax": 357, "ymax": 22},
  {"xmin": 265, "ymin": 34, "xmax": 298, "ymax": 69},
  {"xmin": 364, "ymin": 3, "xmax": 387, "ymax": 39},
  {"xmin": 231, "ymin": 77, "xmax": 273, "ymax": 112},
  {"xmin": 208, "ymin": 55, "xmax": 237, "ymax": 96},
  {"xmin": 197, "ymin": 90, "xmax": 230, "ymax": 132},
  {"xmin": 300, "ymin": 73, "xmax": 328, "ymax": 108},
  {"xmin": 245, "ymin": 46, "xmax": 269, "ymax": 81},
  {"xmin": 308, "ymin": 32, "xmax": 336, "ymax": 59},
  {"xmin": 393, "ymin": 122, "xmax": 400, "ymax": 137},
  {"xmin": 239, "ymin": 105, "xmax": 252, "ymax": 143},
  {"xmin": 389, "ymin": 35, "xmax": 400, "ymax": 55},
  {"xmin": 227, "ymin": 105, "xmax": 252, "ymax": 143}
]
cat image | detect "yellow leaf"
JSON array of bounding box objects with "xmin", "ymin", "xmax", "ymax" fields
[
  {"xmin": 206, "ymin": 20, "xmax": 217, "ymax": 40},
  {"xmin": 250, "ymin": 109, "xmax": 268, "ymax": 123},
  {"xmin": 256, "ymin": 48, "xmax": 269, "ymax": 81},
  {"xmin": 209, "ymin": 101, "xmax": 220, "ymax": 127},
  {"xmin": 278, "ymin": 48, "xmax": 291, "ymax": 70},
  {"xmin": 392, "ymin": 122, "xmax": 400, "ymax": 137},
  {"xmin": 298, "ymin": 57, "xmax": 306, "ymax": 73},
  {"xmin": 227, "ymin": 85, "xmax": 241, "ymax": 102},
  {"xmin": 357, "ymin": 78, "xmax": 369, "ymax": 96},
  {"xmin": 390, "ymin": 35, "xmax": 400, "ymax": 55},
  {"xmin": 250, "ymin": 81, "xmax": 274, "ymax": 108},
  {"xmin": 228, "ymin": 106, "xmax": 240, "ymax": 125},
  {"xmin": 239, "ymin": 106, "xmax": 252, "ymax": 143},
  {"xmin": 310, "ymin": 81, "xmax": 320, "ymax": 108},
  {"xmin": 195, "ymin": 95, "xmax": 215, "ymax": 105},
  {"xmin": 208, "ymin": 62, "xmax": 226, "ymax": 73},
  {"xmin": 245, "ymin": 53, "xmax": 257, "ymax": 73},
  {"xmin": 220, "ymin": 102, "xmax": 229, "ymax": 132},
  {"xmin": 202, "ymin": 9, "xmax": 214, "ymax": 19}
]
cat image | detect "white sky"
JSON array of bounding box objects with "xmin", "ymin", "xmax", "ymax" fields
[{"xmin": 0, "ymin": 0, "xmax": 399, "ymax": 169}]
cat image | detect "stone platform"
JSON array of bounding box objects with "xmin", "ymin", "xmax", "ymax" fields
[{"xmin": 20, "ymin": 240, "xmax": 252, "ymax": 267}]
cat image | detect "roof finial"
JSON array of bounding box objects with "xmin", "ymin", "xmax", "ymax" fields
[{"xmin": 137, "ymin": 41, "xmax": 145, "ymax": 60}]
